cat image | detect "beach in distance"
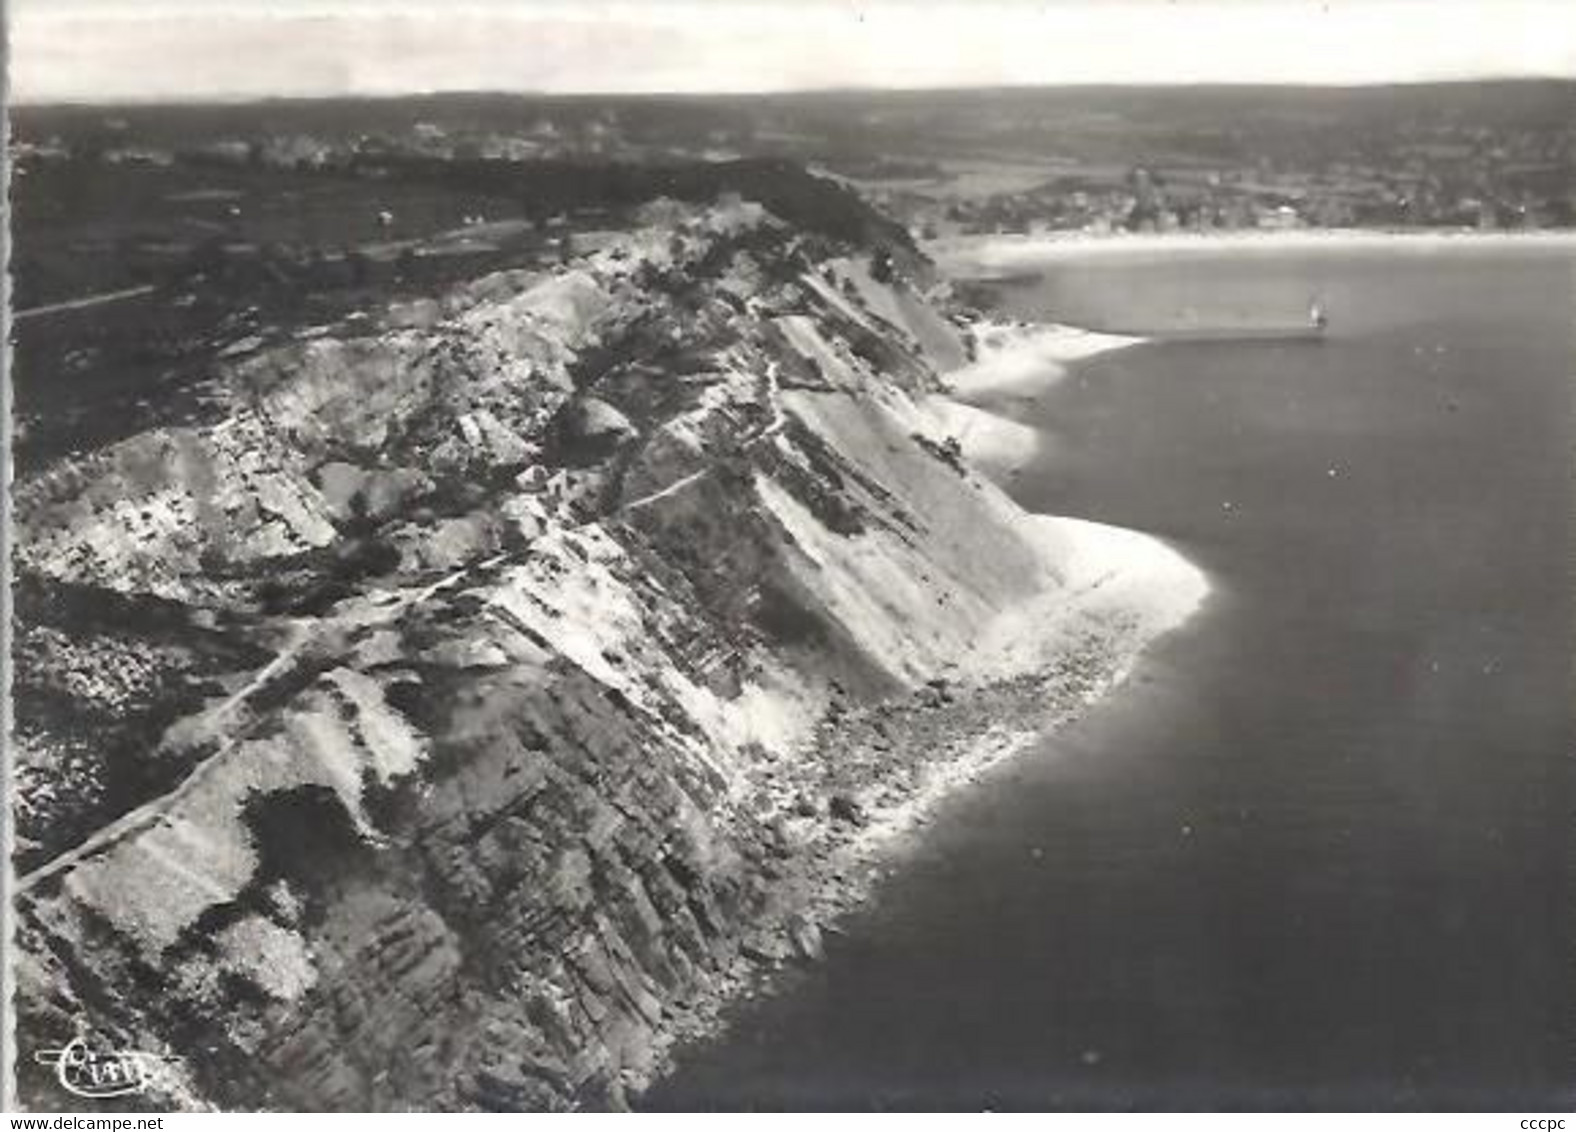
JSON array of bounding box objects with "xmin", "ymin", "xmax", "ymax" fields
[{"xmin": 931, "ymin": 227, "xmax": 1576, "ymax": 274}]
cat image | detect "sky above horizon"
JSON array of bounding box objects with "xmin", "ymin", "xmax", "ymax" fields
[{"xmin": 11, "ymin": 0, "xmax": 1576, "ymax": 104}]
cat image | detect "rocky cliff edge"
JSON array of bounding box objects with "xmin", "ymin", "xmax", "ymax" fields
[{"xmin": 12, "ymin": 190, "xmax": 1204, "ymax": 1110}]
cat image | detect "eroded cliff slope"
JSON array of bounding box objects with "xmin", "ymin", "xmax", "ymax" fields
[{"xmin": 13, "ymin": 185, "xmax": 1202, "ymax": 1110}]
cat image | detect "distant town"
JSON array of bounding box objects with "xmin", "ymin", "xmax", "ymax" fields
[
  {"xmin": 14, "ymin": 82, "xmax": 1576, "ymax": 252},
  {"xmin": 875, "ymin": 127, "xmax": 1576, "ymax": 238}
]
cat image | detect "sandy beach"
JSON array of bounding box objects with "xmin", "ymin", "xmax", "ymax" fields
[{"xmin": 930, "ymin": 227, "xmax": 1576, "ymax": 279}]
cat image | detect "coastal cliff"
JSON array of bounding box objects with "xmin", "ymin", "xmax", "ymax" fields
[{"xmin": 13, "ymin": 182, "xmax": 1203, "ymax": 1111}]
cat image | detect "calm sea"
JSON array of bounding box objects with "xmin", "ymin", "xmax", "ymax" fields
[{"xmin": 648, "ymin": 240, "xmax": 1576, "ymax": 1110}]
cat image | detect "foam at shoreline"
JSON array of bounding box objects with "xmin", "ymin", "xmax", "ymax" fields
[
  {"xmin": 948, "ymin": 320, "xmax": 1144, "ymax": 400},
  {"xmin": 844, "ymin": 510, "xmax": 1208, "ymax": 863},
  {"xmin": 816, "ymin": 319, "xmax": 1210, "ymax": 920},
  {"xmin": 651, "ymin": 314, "xmax": 1213, "ymax": 1088},
  {"xmin": 930, "ymin": 319, "xmax": 1145, "ymax": 473}
]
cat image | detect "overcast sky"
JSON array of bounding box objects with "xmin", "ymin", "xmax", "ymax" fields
[{"xmin": 12, "ymin": 0, "xmax": 1576, "ymax": 104}]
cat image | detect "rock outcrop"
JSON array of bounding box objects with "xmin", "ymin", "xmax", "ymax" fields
[{"xmin": 13, "ymin": 188, "xmax": 1203, "ymax": 1111}]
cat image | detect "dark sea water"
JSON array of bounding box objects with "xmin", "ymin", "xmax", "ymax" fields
[{"xmin": 647, "ymin": 240, "xmax": 1576, "ymax": 1110}]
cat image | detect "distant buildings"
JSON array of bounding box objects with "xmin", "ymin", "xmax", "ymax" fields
[{"xmin": 886, "ymin": 133, "xmax": 1574, "ymax": 238}]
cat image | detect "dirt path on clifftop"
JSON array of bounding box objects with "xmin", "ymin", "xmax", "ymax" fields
[
  {"xmin": 16, "ymin": 617, "xmax": 315, "ymax": 892},
  {"xmin": 15, "ymin": 284, "xmax": 157, "ymax": 322},
  {"xmin": 17, "ymin": 554, "xmax": 510, "ymax": 893},
  {"xmin": 622, "ymin": 362, "xmax": 787, "ymax": 514}
]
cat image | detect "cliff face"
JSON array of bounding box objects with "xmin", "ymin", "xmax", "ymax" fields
[{"xmin": 13, "ymin": 190, "xmax": 1200, "ymax": 1111}]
